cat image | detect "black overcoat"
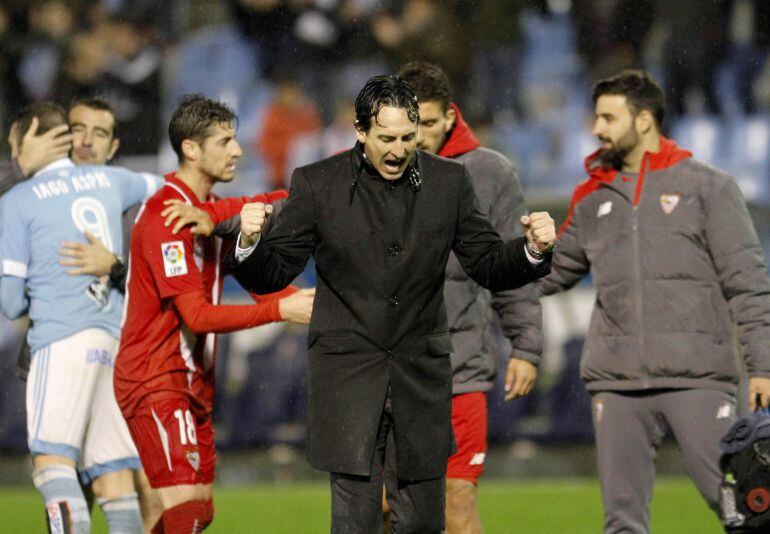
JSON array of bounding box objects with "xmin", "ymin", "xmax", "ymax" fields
[{"xmin": 226, "ymin": 146, "xmax": 550, "ymax": 480}]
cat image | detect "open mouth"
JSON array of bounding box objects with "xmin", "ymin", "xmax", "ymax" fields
[{"xmin": 383, "ymin": 158, "xmax": 405, "ymax": 174}]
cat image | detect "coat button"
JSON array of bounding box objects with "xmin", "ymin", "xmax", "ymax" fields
[
  {"xmin": 388, "ymin": 245, "xmax": 402, "ymax": 256},
  {"xmin": 388, "ymin": 296, "xmax": 399, "ymax": 306},
  {"xmin": 386, "ymin": 350, "xmax": 393, "ymax": 359}
]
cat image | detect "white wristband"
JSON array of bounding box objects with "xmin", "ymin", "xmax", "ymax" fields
[{"xmin": 235, "ymin": 232, "xmax": 260, "ymax": 263}]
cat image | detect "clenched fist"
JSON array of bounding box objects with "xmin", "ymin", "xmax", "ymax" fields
[
  {"xmin": 521, "ymin": 212, "xmax": 556, "ymax": 253},
  {"xmin": 239, "ymin": 202, "xmax": 274, "ymax": 248},
  {"xmin": 279, "ymin": 288, "xmax": 316, "ymax": 324}
]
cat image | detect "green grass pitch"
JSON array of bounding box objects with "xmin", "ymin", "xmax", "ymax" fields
[{"xmin": 0, "ymin": 477, "xmax": 723, "ymax": 533}]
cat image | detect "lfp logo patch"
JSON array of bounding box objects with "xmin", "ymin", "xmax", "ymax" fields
[{"xmin": 161, "ymin": 241, "xmax": 188, "ymax": 277}]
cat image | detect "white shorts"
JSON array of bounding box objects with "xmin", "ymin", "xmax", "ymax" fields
[{"xmin": 27, "ymin": 328, "xmax": 140, "ymax": 482}]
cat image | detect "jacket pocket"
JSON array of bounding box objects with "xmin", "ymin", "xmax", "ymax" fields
[
  {"xmin": 307, "ymin": 331, "xmax": 354, "ymax": 354},
  {"xmin": 426, "ymin": 332, "xmax": 454, "ymax": 356}
]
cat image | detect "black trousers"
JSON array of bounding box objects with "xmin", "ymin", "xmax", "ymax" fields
[{"xmin": 330, "ymin": 392, "xmax": 445, "ymax": 534}]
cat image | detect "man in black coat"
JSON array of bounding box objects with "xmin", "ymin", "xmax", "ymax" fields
[{"xmin": 227, "ymin": 76, "xmax": 555, "ymax": 533}]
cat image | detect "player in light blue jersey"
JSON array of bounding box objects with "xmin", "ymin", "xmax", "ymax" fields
[
  {"xmin": 1, "ymin": 160, "xmax": 159, "ymax": 349},
  {"xmin": 4, "ymin": 96, "xmax": 166, "ymax": 532},
  {"xmin": 0, "ymin": 102, "xmax": 162, "ymax": 534}
]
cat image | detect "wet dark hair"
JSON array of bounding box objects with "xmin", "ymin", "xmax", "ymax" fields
[
  {"xmin": 397, "ymin": 61, "xmax": 452, "ymax": 111},
  {"xmin": 68, "ymin": 96, "xmax": 118, "ymax": 138},
  {"xmin": 592, "ymin": 69, "xmax": 666, "ymax": 129},
  {"xmin": 10, "ymin": 101, "xmax": 68, "ymax": 149},
  {"xmin": 354, "ymin": 75, "xmax": 419, "ymax": 132},
  {"xmin": 168, "ymin": 94, "xmax": 238, "ymax": 162}
]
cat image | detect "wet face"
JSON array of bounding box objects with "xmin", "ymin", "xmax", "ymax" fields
[
  {"xmin": 416, "ymin": 100, "xmax": 455, "ymax": 155},
  {"xmin": 69, "ymin": 105, "xmax": 119, "ymax": 165},
  {"xmin": 592, "ymin": 95, "xmax": 640, "ymax": 169},
  {"xmin": 197, "ymin": 122, "xmax": 242, "ymax": 182},
  {"xmin": 356, "ymin": 106, "xmax": 417, "ymax": 180}
]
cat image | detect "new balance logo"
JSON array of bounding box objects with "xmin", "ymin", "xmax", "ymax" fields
[
  {"xmin": 597, "ymin": 201, "xmax": 612, "ymax": 218},
  {"xmin": 469, "ymin": 453, "xmax": 486, "ymax": 466},
  {"xmin": 717, "ymin": 404, "xmax": 733, "ymax": 420}
]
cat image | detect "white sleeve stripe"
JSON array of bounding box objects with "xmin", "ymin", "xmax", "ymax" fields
[
  {"xmin": 2, "ymin": 260, "xmax": 28, "ymax": 278},
  {"xmin": 141, "ymin": 173, "xmax": 160, "ymax": 199}
]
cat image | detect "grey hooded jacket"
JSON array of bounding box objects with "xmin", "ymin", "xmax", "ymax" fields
[
  {"xmin": 441, "ymin": 109, "xmax": 543, "ymax": 394},
  {"xmin": 540, "ymin": 137, "xmax": 770, "ymax": 393}
]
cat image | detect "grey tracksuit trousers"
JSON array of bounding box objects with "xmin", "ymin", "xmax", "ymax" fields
[{"xmin": 592, "ymin": 389, "xmax": 735, "ymax": 534}]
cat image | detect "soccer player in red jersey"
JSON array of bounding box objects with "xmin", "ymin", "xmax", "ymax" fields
[{"xmin": 114, "ymin": 95, "xmax": 314, "ymax": 533}]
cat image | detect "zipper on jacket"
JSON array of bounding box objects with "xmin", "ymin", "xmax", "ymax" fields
[{"xmin": 634, "ymin": 154, "xmax": 649, "ymax": 388}]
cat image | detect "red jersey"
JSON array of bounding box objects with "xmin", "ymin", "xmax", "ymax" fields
[{"xmin": 115, "ymin": 174, "xmax": 289, "ymax": 418}]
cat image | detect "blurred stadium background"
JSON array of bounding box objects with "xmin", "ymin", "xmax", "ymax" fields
[{"xmin": 0, "ymin": 0, "xmax": 769, "ymax": 532}]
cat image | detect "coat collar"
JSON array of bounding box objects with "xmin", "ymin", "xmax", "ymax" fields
[{"xmin": 348, "ymin": 142, "xmax": 421, "ymax": 203}]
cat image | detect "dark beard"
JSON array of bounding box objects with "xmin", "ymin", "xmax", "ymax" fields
[
  {"xmin": 597, "ymin": 145, "xmax": 632, "ymax": 170},
  {"xmin": 597, "ymin": 128, "xmax": 639, "ymax": 170}
]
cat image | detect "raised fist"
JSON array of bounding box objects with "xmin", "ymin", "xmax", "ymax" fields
[
  {"xmin": 521, "ymin": 212, "xmax": 556, "ymax": 253},
  {"xmin": 239, "ymin": 202, "xmax": 273, "ymax": 248}
]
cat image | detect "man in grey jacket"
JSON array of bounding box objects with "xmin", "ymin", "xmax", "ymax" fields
[
  {"xmin": 398, "ymin": 62, "xmax": 542, "ymax": 534},
  {"xmin": 541, "ymin": 69, "xmax": 770, "ymax": 533}
]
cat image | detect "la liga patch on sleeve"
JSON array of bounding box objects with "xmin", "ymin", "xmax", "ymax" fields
[{"xmin": 161, "ymin": 241, "xmax": 188, "ymax": 277}]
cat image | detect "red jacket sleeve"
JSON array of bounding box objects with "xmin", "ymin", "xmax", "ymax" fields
[
  {"xmin": 173, "ymin": 289, "xmax": 282, "ymax": 334},
  {"xmin": 201, "ymin": 190, "xmax": 289, "ymax": 224}
]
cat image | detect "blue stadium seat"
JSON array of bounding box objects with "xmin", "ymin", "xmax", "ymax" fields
[
  {"xmin": 492, "ymin": 122, "xmax": 554, "ymax": 193},
  {"xmin": 554, "ymin": 125, "xmax": 598, "ymax": 194},
  {"xmin": 519, "ymin": 11, "xmax": 581, "ymax": 88},
  {"xmin": 723, "ymin": 115, "xmax": 770, "ymax": 205},
  {"xmin": 166, "ymin": 24, "xmax": 271, "ymax": 139},
  {"xmin": 166, "ymin": 24, "xmax": 275, "ymax": 194},
  {"xmin": 669, "ymin": 115, "xmax": 725, "ymax": 168}
]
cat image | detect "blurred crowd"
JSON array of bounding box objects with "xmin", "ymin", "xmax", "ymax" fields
[
  {"xmin": 1, "ymin": 1, "xmax": 770, "ymax": 189},
  {"xmin": 1, "ymin": 0, "xmax": 770, "ymax": 453},
  {"xmin": 0, "ymin": 0, "xmax": 171, "ymax": 154}
]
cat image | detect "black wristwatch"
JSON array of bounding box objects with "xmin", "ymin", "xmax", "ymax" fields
[{"xmin": 108, "ymin": 256, "xmax": 128, "ymax": 293}]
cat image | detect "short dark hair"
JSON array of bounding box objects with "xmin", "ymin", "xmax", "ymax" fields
[
  {"xmin": 397, "ymin": 62, "xmax": 452, "ymax": 111},
  {"xmin": 168, "ymin": 94, "xmax": 237, "ymax": 162},
  {"xmin": 592, "ymin": 69, "xmax": 666, "ymax": 129},
  {"xmin": 68, "ymin": 96, "xmax": 118, "ymax": 138},
  {"xmin": 10, "ymin": 101, "xmax": 68, "ymax": 149},
  {"xmin": 354, "ymin": 75, "xmax": 419, "ymax": 132}
]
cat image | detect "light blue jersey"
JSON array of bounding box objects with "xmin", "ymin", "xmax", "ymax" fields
[{"xmin": 0, "ymin": 159, "xmax": 161, "ymax": 351}]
